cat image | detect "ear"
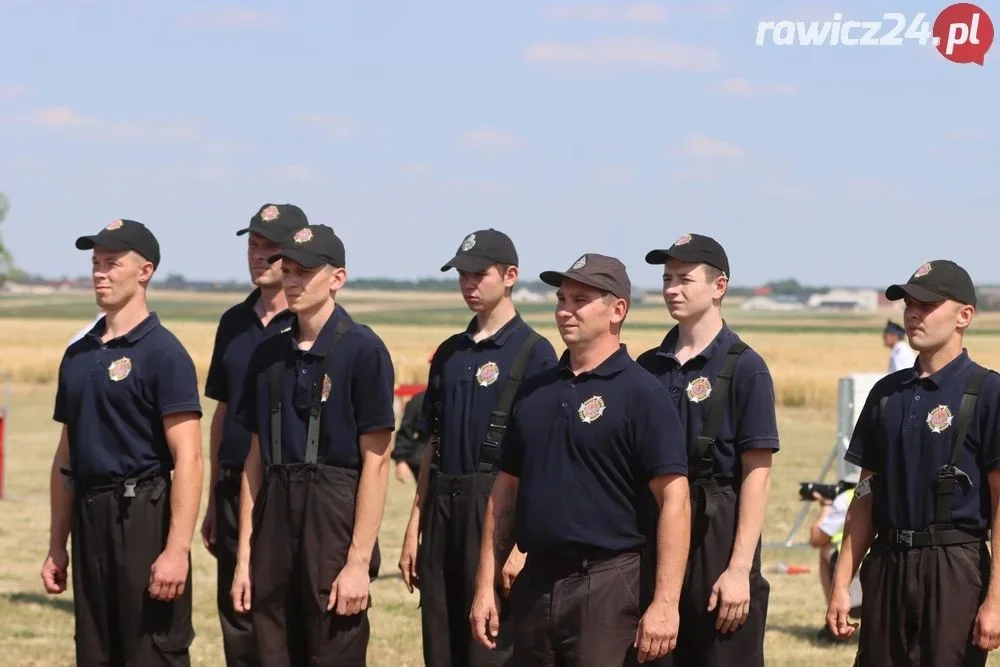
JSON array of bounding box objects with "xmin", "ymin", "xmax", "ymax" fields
[
  {"xmin": 503, "ymin": 265, "xmax": 519, "ymax": 289},
  {"xmin": 610, "ymin": 297, "xmax": 628, "ymax": 325},
  {"xmin": 956, "ymin": 303, "xmax": 975, "ymax": 331},
  {"xmin": 713, "ymin": 275, "xmax": 728, "ymax": 300},
  {"xmin": 328, "ymin": 266, "xmax": 347, "ymax": 292},
  {"xmin": 134, "ymin": 253, "xmax": 154, "ymax": 285}
]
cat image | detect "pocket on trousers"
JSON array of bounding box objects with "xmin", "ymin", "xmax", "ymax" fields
[{"xmin": 613, "ymin": 555, "xmax": 642, "ymax": 619}]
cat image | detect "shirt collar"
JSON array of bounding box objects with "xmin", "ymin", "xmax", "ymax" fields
[
  {"xmin": 290, "ymin": 303, "xmax": 352, "ymax": 359},
  {"xmin": 240, "ymin": 287, "xmax": 295, "ymax": 328},
  {"xmin": 655, "ymin": 322, "xmax": 735, "ymax": 363},
  {"xmin": 91, "ymin": 312, "xmax": 160, "ymax": 345},
  {"xmin": 902, "ymin": 349, "xmax": 971, "ymax": 388},
  {"xmin": 557, "ymin": 344, "xmax": 632, "ymax": 379},
  {"xmin": 462, "ymin": 312, "xmax": 525, "ymax": 347}
]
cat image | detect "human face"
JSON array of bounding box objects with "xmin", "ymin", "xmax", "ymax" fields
[
  {"xmin": 281, "ymin": 260, "xmax": 346, "ymax": 313},
  {"xmin": 662, "ymin": 259, "xmax": 725, "ymax": 322},
  {"xmin": 248, "ymin": 232, "xmax": 283, "ymax": 288},
  {"xmin": 883, "ymin": 332, "xmax": 899, "ymax": 348},
  {"xmin": 457, "ymin": 265, "xmax": 516, "ymax": 312},
  {"xmin": 903, "ymin": 296, "xmax": 973, "ymax": 352},
  {"xmin": 555, "ymin": 279, "xmax": 626, "ymax": 346},
  {"xmin": 91, "ymin": 247, "xmax": 151, "ymax": 311}
]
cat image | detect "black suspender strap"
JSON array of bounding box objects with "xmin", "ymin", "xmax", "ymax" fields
[
  {"xmin": 932, "ymin": 366, "xmax": 991, "ymax": 526},
  {"xmin": 690, "ymin": 340, "xmax": 748, "ymax": 482},
  {"xmin": 477, "ymin": 331, "xmax": 544, "ymax": 474},
  {"xmin": 268, "ymin": 319, "xmax": 350, "ymax": 466},
  {"xmin": 427, "ymin": 334, "xmax": 464, "ymax": 470}
]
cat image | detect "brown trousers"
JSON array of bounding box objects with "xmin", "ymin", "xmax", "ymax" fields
[
  {"xmin": 853, "ymin": 539, "xmax": 989, "ymax": 667},
  {"xmin": 250, "ymin": 464, "xmax": 380, "ymax": 667},
  {"xmin": 72, "ymin": 475, "xmax": 195, "ymax": 666},
  {"xmin": 503, "ymin": 549, "xmax": 644, "ymax": 667}
]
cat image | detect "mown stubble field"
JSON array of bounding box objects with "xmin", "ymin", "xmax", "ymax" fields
[{"xmin": 2, "ymin": 290, "xmax": 1000, "ymax": 666}]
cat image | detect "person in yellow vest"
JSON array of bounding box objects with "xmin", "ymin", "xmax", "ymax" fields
[{"xmin": 809, "ymin": 468, "xmax": 862, "ymax": 643}]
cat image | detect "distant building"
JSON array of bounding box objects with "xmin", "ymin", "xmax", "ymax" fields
[
  {"xmin": 806, "ymin": 289, "xmax": 879, "ymax": 312},
  {"xmin": 740, "ymin": 295, "xmax": 806, "ymax": 311}
]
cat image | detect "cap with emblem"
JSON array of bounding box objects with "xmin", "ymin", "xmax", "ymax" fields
[
  {"xmin": 266, "ymin": 224, "xmax": 345, "ymax": 269},
  {"xmin": 236, "ymin": 203, "xmax": 310, "ymax": 244},
  {"xmin": 440, "ymin": 228, "xmax": 519, "ymax": 273},
  {"xmin": 75, "ymin": 219, "xmax": 161, "ymax": 269},
  {"xmin": 644, "ymin": 233, "xmax": 730, "ymax": 279},
  {"xmin": 885, "ymin": 260, "xmax": 977, "ymax": 308},
  {"xmin": 539, "ymin": 253, "xmax": 632, "ymax": 304}
]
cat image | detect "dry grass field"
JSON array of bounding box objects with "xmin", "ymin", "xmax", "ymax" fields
[{"xmin": 2, "ymin": 290, "xmax": 1000, "ymax": 665}]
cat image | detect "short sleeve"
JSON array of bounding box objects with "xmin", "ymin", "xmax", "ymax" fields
[
  {"xmin": 53, "ymin": 352, "xmax": 70, "ymax": 424},
  {"xmin": 844, "ymin": 385, "xmax": 883, "ymax": 472},
  {"xmin": 352, "ymin": 339, "xmax": 396, "ymax": 434},
  {"xmin": 734, "ymin": 354, "xmax": 780, "ymax": 453},
  {"xmin": 632, "ymin": 384, "xmax": 688, "ymax": 479},
  {"xmin": 153, "ymin": 350, "xmax": 203, "ymax": 418},
  {"xmin": 204, "ymin": 314, "xmax": 230, "ymax": 402},
  {"xmin": 817, "ymin": 492, "xmax": 850, "ymax": 537},
  {"xmin": 526, "ymin": 336, "xmax": 559, "ymax": 378},
  {"xmin": 498, "ymin": 410, "xmax": 526, "ymax": 478},
  {"xmin": 978, "ymin": 373, "xmax": 1000, "ymax": 470}
]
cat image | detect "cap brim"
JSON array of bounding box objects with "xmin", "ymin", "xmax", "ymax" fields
[
  {"xmin": 539, "ymin": 270, "xmax": 621, "ymax": 298},
  {"xmin": 645, "ymin": 246, "xmax": 705, "ymax": 265},
  {"xmin": 267, "ymin": 249, "xmax": 328, "ymax": 269},
  {"xmin": 237, "ymin": 225, "xmax": 293, "ymax": 244},
  {"xmin": 885, "ymin": 283, "xmax": 947, "ymax": 303},
  {"xmin": 440, "ymin": 254, "xmax": 494, "ymax": 273},
  {"xmin": 644, "ymin": 249, "xmax": 671, "ymax": 265},
  {"xmin": 75, "ymin": 235, "xmax": 131, "ymax": 251}
]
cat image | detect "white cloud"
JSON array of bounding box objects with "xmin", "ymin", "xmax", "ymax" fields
[
  {"xmin": 710, "ymin": 77, "xmax": 798, "ymax": 96},
  {"xmin": 523, "ymin": 37, "xmax": 723, "ymax": 72},
  {"xmin": 667, "ymin": 164, "xmax": 717, "ymax": 182},
  {"xmin": 762, "ymin": 181, "xmax": 809, "ymax": 201},
  {"xmin": 541, "ymin": 2, "xmax": 668, "ymax": 24},
  {"xmin": 19, "ymin": 106, "xmax": 199, "ymax": 141},
  {"xmin": 460, "ymin": 127, "xmax": 525, "ymax": 151},
  {"xmin": 292, "ymin": 113, "xmax": 363, "ymax": 141},
  {"xmin": 177, "ymin": 8, "xmax": 281, "ymax": 29},
  {"xmin": 0, "ymin": 83, "xmax": 29, "ymax": 99},
  {"xmin": 695, "ymin": 3, "xmax": 734, "ymax": 19},
  {"xmin": 673, "ymin": 134, "xmax": 746, "ymax": 159}
]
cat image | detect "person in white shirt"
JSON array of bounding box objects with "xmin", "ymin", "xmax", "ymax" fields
[
  {"xmin": 67, "ymin": 312, "xmax": 105, "ymax": 346},
  {"xmin": 883, "ymin": 320, "xmax": 915, "ymax": 373}
]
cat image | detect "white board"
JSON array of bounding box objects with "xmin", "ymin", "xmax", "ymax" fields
[{"xmin": 836, "ymin": 372, "xmax": 884, "ymax": 482}]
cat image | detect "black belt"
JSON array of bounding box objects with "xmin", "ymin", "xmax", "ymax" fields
[
  {"xmin": 218, "ymin": 467, "xmax": 243, "ymax": 481},
  {"xmin": 883, "ymin": 527, "xmax": 987, "ymax": 549},
  {"xmin": 73, "ymin": 470, "xmax": 169, "ymax": 499},
  {"xmin": 529, "ymin": 546, "xmax": 640, "ymax": 575}
]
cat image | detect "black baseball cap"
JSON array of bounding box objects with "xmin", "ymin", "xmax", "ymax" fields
[
  {"xmin": 540, "ymin": 253, "xmax": 632, "ymax": 303},
  {"xmin": 885, "ymin": 260, "xmax": 977, "ymax": 307},
  {"xmin": 266, "ymin": 224, "xmax": 345, "ymax": 269},
  {"xmin": 440, "ymin": 228, "xmax": 519, "ymax": 272},
  {"xmin": 645, "ymin": 233, "xmax": 730, "ymax": 279},
  {"xmin": 75, "ymin": 219, "xmax": 161, "ymax": 269},
  {"xmin": 236, "ymin": 203, "xmax": 310, "ymax": 244}
]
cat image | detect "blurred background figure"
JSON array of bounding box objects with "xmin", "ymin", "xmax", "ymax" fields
[
  {"xmin": 391, "ymin": 387, "xmax": 429, "ymax": 484},
  {"xmin": 883, "ymin": 319, "xmax": 915, "ymax": 373},
  {"xmin": 66, "ymin": 312, "xmax": 105, "ymax": 346}
]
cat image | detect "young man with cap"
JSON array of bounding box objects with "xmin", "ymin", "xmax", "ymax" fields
[
  {"xmin": 229, "ymin": 224, "xmax": 396, "ymax": 665},
  {"xmin": 883, "ymin": 319, "xmax": 916, "ymax": 374},
  {"xmin": 42, "ymin": 219, "xmax": 204, "ymax": 665},
  {"xmin": 470, "ymin": 253, "xmax": 691, "ymax": 667},
  {"xmin": 398, "ymin": 228, "xmax": 557, "ymax": 667},
  {"xmin": 827, "ymin": 259, "xmax": 1000, "ymax": 666},
  {"xmin": 636, "ymin": 233, "xmax": 778, "ymax": 667},
  {"xmin": 200, "ymin": 203, "xmax": 307, "ymax": 666}
]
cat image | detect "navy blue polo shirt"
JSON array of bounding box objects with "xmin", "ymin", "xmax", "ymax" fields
[
  {"xmin": 205, "ymin": 289, "xmax": 296, "ymax": 470},
  {"xmin": 636, "ymin": 324, "xmax": 780, "ymax": 482},
  {"xmin": 499, "ymin": 346, "xmax": 688, "ymax": 555},
  {"xmin": 236, "ymin": 304, "xmax": 396, "ymax": 469},
  {"xmin": 420, "ymin": 314, "xmax": 558, "ymax": 475},
  {"xmin": 53, "ymin": 313, "xmax": 203, "ymax": 482},
  {"xmin": 845, "ymin": 350, "xmax": 1000, "ymax": 533}
]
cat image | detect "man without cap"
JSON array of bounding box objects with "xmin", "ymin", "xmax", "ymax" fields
[
  {"xmin": 828, "ymin": 259, "xmax": 1000, "ymax": 666},
  {"xmin": 471, "ymin": 253, "xmax": 691, "ymax": 666},
  {"xmin": 398, "ymin": 228, "xmax": 557, "ymax": 667},
  {"xmin": 42, "ymin": 219, "xmax": 204, "ymax": 665},
  {"xmin": 883, "ymin": 319, "xmax": 916, "ymax": 374},
  {"xmin": 230, "ymin": 224, "xmax": 396, "ymax": 665},
  {"xmin": 636, "ymin": 233, "xmax": 778, "ymax": 667},
  {"xmin": 200, "ymin": 203, "xmax": 307, "ymax": 666}
]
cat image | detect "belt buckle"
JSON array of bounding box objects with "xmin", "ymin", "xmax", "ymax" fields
[
  {"xmin": 123, "ymin": 480, "xmax": 137, "ymax": 498},
  {"xmin": 895, "ymin": 529, "xmax": 913, "ymax": 546}
]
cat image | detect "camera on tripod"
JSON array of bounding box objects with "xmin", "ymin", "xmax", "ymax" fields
[{"xmin": 798, "ymin": 480, "xmax": 855, "ymax": 502}]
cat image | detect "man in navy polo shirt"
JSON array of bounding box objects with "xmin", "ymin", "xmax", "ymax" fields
[
  {"xmin": 42, "ymin": 219, "xmax": 204, "ymax": 666},
  {"xmin": 398, "ymin": 228, "xmax": 557, "ymax": 667},
  {"xmin": 230, "ymin": 224, "xmax": 396, "ymax": 665},
  {"xmin": 471, "ymin": 253, "xmax": 690, "ymax": 666},
  {"xmin": 637, "ymin": 233, "xmax": 778, "ymax": 667},
  {"xmin": 200, "ymin": 203, "xmax": 306, "ymax": 666},
  {"xmin": 828, "ymin": 259, "xmax": 1000, "ymax": 666}
]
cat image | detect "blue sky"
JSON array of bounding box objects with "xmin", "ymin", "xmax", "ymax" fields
[{"xmin": 1, "ymin": 0, "xmax": 996, "ymax": 289}]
